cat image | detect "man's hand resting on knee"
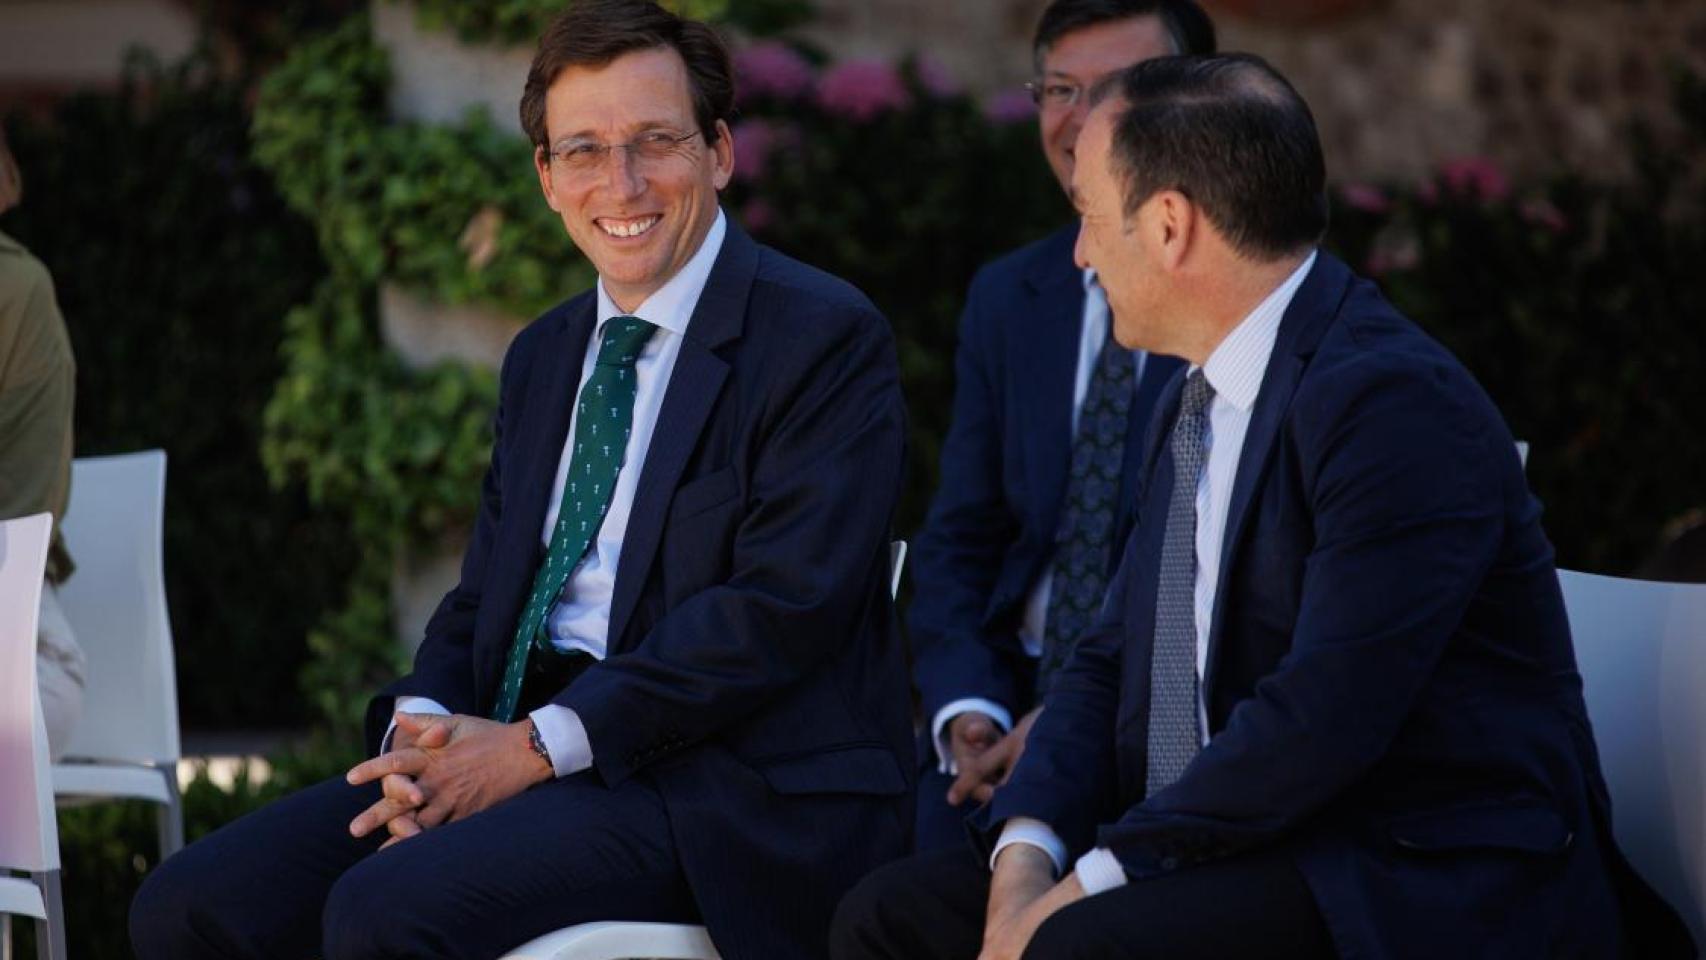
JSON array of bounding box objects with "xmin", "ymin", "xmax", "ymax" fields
[
  {"xmin": 979, "ymin": 842, "xmax": 1085, "ymax": 960},
  {"xmin": 345, "ymin": 713, "xmax": 553, "ymax": 845}
]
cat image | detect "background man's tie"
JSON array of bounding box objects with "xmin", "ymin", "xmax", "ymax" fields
[
  {"xmin": 1037, "ymin": 328, "xmax": 1136, "ymax": 696},
  {"xmin": 1145, "ymin": 368, "xmax": 1213, "ymax": 795},
  {"xmin": 490, "ymin": 316, "xmax": 657, "ymax": 722}
]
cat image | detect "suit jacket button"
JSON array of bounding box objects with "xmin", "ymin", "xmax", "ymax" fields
[{"xmin": 1160, "ymin": 857, "xmax": 1179, "ymax": 871}]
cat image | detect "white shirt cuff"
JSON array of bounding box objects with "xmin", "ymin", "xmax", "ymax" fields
[
  {"xmin": 1073, "ymin": 847, "xmax": 1129, "ymax": 895},
  {"xmin": 929, "ymin": 699, "xmax": 1014, "ymax": 774},
  {"xmin": 383, "ymin": 696, "xmax": 451, "ymax": 753},
  {"xmin": 990, "ymin": 817, "xmax": 1067, "ymax": 877},
  {"xmin": 529, "ymin": 704, "xmax": 594, "ymax": 778}
]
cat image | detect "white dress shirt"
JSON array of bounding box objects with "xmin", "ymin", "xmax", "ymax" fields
[
  {"xmin": 994, "ymin": 251, "xmax": 1318, "ymax": 895},
  {"xmin": 930, "ymin": 271, "xmax": 1150, "ymax": 772},
  {"xmin": 393, "ymin": 211, "xmax": 728, "ymax": 777}
]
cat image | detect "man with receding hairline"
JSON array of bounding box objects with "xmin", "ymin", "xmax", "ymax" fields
[
  {"xmin": 835, "ymin": 52, "xmax": 1689, "ymax": 960},
  {"xmin": 907, "ymin": 0, "xmax": 1214, "ymax": 856},
  {"xmin": 130, "ymin": 2, "xmax": 913, "ymax": 958}
]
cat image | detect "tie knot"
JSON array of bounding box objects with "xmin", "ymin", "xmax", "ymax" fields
[
  {"xmin": 1179, "ymin": 369, "xmax": 1214, "ymax": 419},
  {"xmin": 596, "ymin": 316, "xmax": 657, "ymax": 367}
]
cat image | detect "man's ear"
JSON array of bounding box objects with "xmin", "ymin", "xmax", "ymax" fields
[
  {"xmin": 1154, "ymin": 189, "xmax": 1196, "ymax": 272},
  {"xmin": 710, "ymin": 118, "xmax": 735, "ymax": 191},
  {"xmin": 535, "ymin": 144, "xmax": 560, "ymax": 211}
]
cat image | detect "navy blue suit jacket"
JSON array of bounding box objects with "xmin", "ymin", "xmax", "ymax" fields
[
  {"xmin": 908, "ymin": 224, "xmax": 1182, "ymax": 724},
  {"xmin": 980, "ymin": 253, "xmax": 1692, "ymax": 957},
  {"xmin": 365, "ymin": 222, "xmax": 916, "ymax": 960}
]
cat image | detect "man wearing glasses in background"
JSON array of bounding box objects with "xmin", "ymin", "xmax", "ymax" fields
[
  {"xmin": 907, "ymin": 0, "xmax": 1214, "ymax": 853},
  {"xmin": 130, "ymin": 2, "xmax": 913, "ymax": 958}
]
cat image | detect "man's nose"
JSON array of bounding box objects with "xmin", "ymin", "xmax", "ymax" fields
[{"xmin": 603, "ymin": 146, "xmax": 645, "ymax": 198}]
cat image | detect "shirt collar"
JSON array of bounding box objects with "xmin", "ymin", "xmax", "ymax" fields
[
  {"xmin": 1199, "ymin": 249, "xmax": 1317, "ymax": 412},
  {"xmin": 595, "ymin": 208, "xmax": 727, "ymax": 338}
]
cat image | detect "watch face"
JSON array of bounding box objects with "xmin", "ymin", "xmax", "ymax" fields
[{"xmin": 528, "ymin": 721, "xmax": 552, "ymax": 764}]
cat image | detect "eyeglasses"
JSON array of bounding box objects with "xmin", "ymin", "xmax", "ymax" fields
[
  {"xmin": 546, "ymin": 130, "xmax": 703, "ymax": 176},
  {"xmin": 1025, "ymin": 78, "xmax": 1086, "ymax": 112}
]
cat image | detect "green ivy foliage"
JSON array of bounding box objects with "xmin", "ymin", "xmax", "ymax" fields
[
  {"xmin": 263, "ymin": 281, "xmax": 497, "ymax": 551},
  {"xmin": 2, "ymin": 52, "xmax": 346, "ymax": 729},
  {"xmin": 253, "ymin": 18, "xmax": 592, "ymax": 315}
]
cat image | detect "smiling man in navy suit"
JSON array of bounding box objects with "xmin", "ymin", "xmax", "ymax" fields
[
  {"xmin": 834, "ymin": 54, "xmax": 1692, "ymax": 960},
  {"xmin": 129, "ymin": 2, "xmax": 912, "ymax": 958},
  {"xmin": 907, "ymin": 0, "xmax": 1213, "ymax": 852}
]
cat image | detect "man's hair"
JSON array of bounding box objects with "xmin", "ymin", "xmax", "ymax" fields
[
  {"xmin": 1097, "ymin": 53, "xmax": 1328, "ymax": 261},
  {"xmin": 0, "ymin": 125, "xmax": 21, "ymax": 215},
  {"xmin": 519, "ymin": 0, "xmax": 734, "ymax": 150},
  {"xmin": 1033, "ymin": 0, "xmax": 1217, "ymax": 72}
]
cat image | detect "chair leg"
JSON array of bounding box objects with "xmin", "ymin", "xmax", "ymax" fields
[
  {"xmin": 157, "ymin": 767, "xmax": 185, "ymax": 858},
  {"xmin": 3, "ymin": 912, "xmax": 12, "ymax": 960},
  {"xmin": 30, "ymin": 871, "xmax": 67, "ymax": 960}
]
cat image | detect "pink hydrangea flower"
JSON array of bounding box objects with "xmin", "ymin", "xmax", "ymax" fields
[
  {"xmin": 1437, "ymin": 156, "xmax": 1511, "ymax": 204},
  {"xmin": 1366, "ymin": 240, "xmax": 1419, "ymax": 277},
  {"xmin": 1338, "ymin": 183, "xmax": 1391, "ymax": 215},
  {"xmin": 817, "ymin": 59, "xmax": 911, "ymax": 122},
  {"xmin": 1520, "ymin": 198, "xmax": 1569, "ymax": 234},
  {"xmin": 735, "ymin": 42, "xmax": 815, "ymax": 104},
  {"xmin": 731, "ymin": 119, "xmax": 777, "ymax": 182},
  {"xmin": 915, "ymin": 55, "xmax": 961, "ymax": 98},
  {"xmin": 982, "ymin": 89, "xmax": 1038, "ymax": 124}
]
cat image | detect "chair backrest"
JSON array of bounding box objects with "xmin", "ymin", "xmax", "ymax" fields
[
  {"xmin": 1560, "ymin": 569, "xmax": 1706, "ymax": 945},
  {"xmin": 0, "ymin": 513, "xmax": 61, "ymax": 873},
  {"xmin": 55, "ymin": 450, "xmax": 180, "ymax": 766}
]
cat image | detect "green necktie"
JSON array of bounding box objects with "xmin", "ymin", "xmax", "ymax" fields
[{"xmin": 491, "ymin": 315, "xmax": 658, "ymax": 722}]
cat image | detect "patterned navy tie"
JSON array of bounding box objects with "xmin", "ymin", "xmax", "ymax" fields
[
  {"xmin": 1146, "ymin": 369, "xmax": 1214, "ymax": 795},
  {"xmin": 1037, "ymin": 328, "xmax": 1135, "ymax": 697}
]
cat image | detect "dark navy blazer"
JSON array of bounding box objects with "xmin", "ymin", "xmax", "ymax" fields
[
  {"xmin": 365, "ymin": 222, "xmax": 916, "ymax": 960},
  {"xmin": 980, "ymin": 253, "xmax": 1693, "ymax": 958},
  {"xmin": 908, "ymin": 224, "xmax": 1182, "ymax": 725}
]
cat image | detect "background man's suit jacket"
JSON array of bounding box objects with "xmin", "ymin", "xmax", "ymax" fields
[
  {"xmin": 981, "ymin": 253, "xmax": 1692, "ymax": 957},
  {"xmin": 365, "ymin": 223, "xmax": 917, "ymax": 960},
  {"xmin": 908, "ymin": 224, "xmax": 1182, "ymax": 725}
]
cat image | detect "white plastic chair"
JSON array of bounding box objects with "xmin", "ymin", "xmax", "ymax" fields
[
  {"xmin": 1, "ymin": 513, "xmax": 70, "ymax": 960},
  {"xmin": 1561, "ymin": 569, "xmax": 1706, "ymax": 946},
  {"xmin": 50, "ymin": 450, "xmax": 185, "ymax": 858},
  {"xmin": 498, "ymin": 540, "xmax": 910, "ymax": 960}
]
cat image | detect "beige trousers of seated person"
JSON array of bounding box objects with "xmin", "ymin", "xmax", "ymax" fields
[{"xmin": 37, "ymin": 581, "xmax": 85, "ymax": 761}]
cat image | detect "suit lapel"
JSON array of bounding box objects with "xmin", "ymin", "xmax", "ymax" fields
[
  {"xmin": 474, "ymin": 299, "xmax": 594, "ymax": 706},
  {"xmin": 603, "ymin": 223, "xmax": 754, "ymax": 652},
  {"xmin": 499, "ymin": 298, "xmax": 596, "ymax": 576},
  {"xmin": 1022, "ymin": 227, "xmax": 1087, "ymax": 540},
  {"xmin": 1201, "ymin": 254, "xmax": 1351, "ymax": 700}
]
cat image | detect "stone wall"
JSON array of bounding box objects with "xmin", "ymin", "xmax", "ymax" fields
[{"xmin": 800, "ymin": 0, "xmax": 1706, "ymax": 183}]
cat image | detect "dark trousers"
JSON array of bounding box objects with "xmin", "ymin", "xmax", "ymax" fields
[
  {"xmin": 128, "ymin": 655, "xmax": 697, "ymax": 960},
  {"xmin": 830, "ymin": 844, "xmax": 1337, "ymax": 960},
  {"xmin": 129, "ymin": 769, "xmax": 696, "ymax": 960}
]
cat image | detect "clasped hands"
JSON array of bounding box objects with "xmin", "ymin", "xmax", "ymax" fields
[
  {"xmin": 946, "ymin": 706, "xmax": 1041, "ymax": 806},
  {"xmin": 344, "ymin": 712, "xmax": 553, "ymax": 849}
]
